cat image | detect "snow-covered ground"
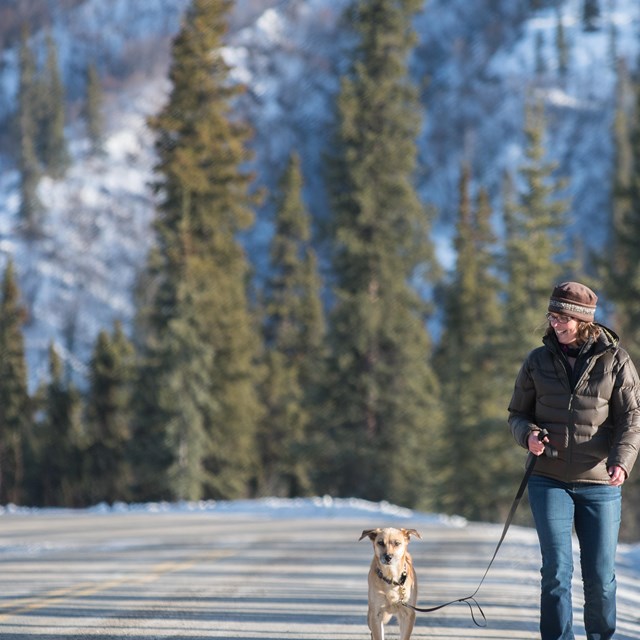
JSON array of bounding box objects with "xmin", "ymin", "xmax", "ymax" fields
[
  {"xmin": 2, "ymin": 495, "xmax": 639, "ymax": 569},
  {"xmin": 0, "ymin": 496, "xmax": 638, "ymax": 638}
]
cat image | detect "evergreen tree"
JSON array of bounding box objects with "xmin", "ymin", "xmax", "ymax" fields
[
  {"xmin": 433, "ymin": 165, "xmax": 508, "ymax": 521},
  {"xmin": 84, "ymin": 61, "xmax": 104, "ymax": 155},
  {"xmin": 40, "ymin": 33, "xmax": 69, "ymax": 178},
  {"xmin": 603, "ymin": 63, "xmax": 640, "ymax": 360},
  {"xmin": 607, "ymin": 13, "xmax": 618, "ymax": 69},
  {"xmin": 320, "ymin": 0, "xmax": 442, "ymax": 509},
  {"xmin": 535, "ymin": 31, "xmax": 547, "ymax": 76},
  {"xmin": 35, "ymin": 343, "xmax": 83, "ymax": 507},
  {"xmin": 582, "ymin": 0, "xmax": 601, "ymax": 32},
  {"xmin": 0, "ymin": 260, "xmax": 31, "ymax": 504},
  {"xmin": 555, "ymin": 7, "xmax": 569, "ymax": 77},
  {"xmin": 130, "ymin": 0, "xmax": 263, "ymax": 502},
  {"xmin": 600, "ymin": 68, "xmax": 640, "ymax": 541},
  {"xmin": 501, "ymin": 99, "xmax": 570, "ymax": 369},
  {"xmin": 258, "ymin": 152, "xmax": 325, "ymax": 497},
  {"xmin": 16, "ymin": 27, "xmax": 43, "ymax": 233},
  {"xmin": 495, "ymin": 103, "xmax": 573, "ymax": 525},
  {"xmin": 84, "ymin": 322, "xmax": 135, "ymax": 505}
]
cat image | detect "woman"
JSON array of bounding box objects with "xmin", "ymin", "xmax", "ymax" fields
[{"xmin": 508, "ymin": 281, "xmax": 640, "ymax": 640}]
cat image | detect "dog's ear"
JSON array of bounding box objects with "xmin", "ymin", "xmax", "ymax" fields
[
  {"xmin": 359, "ymin": 528, "xmax": 380, "ymax": 541},
  {"xmin": 402, "ymin": 528, "xmax": 422, "ymax": 541}
]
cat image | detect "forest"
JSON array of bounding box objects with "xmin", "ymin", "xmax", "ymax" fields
[{"xmin": 2, "ymin": 0, "xmax": 640, "ymax": 541}]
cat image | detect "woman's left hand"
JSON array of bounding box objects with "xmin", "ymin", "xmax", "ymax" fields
[{"xmin": 608, "ymin": 465, "xmax": 627, "ymax": 486}]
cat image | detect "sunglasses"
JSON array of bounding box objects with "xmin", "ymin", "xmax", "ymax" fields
[{"xmin": 546, "ymin": 312, "xmax": 572, "ymax": 324}]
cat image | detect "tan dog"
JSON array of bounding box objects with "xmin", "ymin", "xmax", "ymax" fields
[{"xmin": 359, "ymin": 527, "xmax": 422, "ymax": 640}]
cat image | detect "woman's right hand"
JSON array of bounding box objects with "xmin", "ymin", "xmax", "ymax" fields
[{"xmin": 528, "ymin": 431, "xmax": 548, "ymax": 456}]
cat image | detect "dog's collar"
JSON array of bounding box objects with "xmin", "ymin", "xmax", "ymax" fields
[{"xmin": 375, "ymin": 566, "xmax": 407, "ymax": 587}]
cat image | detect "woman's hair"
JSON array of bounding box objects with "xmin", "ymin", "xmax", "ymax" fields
[{"xmin": 545, "ymin": 321, "xmax": 601, "ymax": 345}]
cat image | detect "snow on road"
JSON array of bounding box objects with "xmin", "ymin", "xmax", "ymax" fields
[{"xmin": 0, "ymin": 497, "xmax": 638, "ymax": 639}]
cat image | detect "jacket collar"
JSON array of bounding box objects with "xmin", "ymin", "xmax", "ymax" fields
[{"xmin": 543, "ymin": 323, "xmax": 618, "ymax": 358}]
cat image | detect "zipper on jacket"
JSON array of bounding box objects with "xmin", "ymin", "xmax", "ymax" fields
[
  {"xmin": 562, "ymin": 352, "xmax": 603, "ymax": 482},
  {"xmin": 566, "ymin": 393, "xmax": 575, "ymax": 481}
]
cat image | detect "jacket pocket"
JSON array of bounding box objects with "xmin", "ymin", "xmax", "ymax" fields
[{"xmin": 576, "ymin": 427, "xmax": 611, "ymax": 460}]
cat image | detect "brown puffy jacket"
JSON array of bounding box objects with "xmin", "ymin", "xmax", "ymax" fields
[{"xmin": 508, "ymin": 325, "xmax": 640, "ymax": 483}]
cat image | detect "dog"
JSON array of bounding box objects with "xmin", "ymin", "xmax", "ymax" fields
[{"xmin": 359, "ymin": 527, "xmax": 422, "ymax": 640}]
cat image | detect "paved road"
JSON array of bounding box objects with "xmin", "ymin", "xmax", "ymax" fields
[{"xmin": 0, "ymin": 507, "xmax": 639, "ymax": 639}]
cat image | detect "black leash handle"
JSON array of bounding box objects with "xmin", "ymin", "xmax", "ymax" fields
[{"xmin": 404, "ymin": 430, "xmax": 548, "ymax": 627}]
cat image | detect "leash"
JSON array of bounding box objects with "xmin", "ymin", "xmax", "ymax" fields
[{"xmin": 403, "ymin": 430, "xmax": 550, "ymax": 627}]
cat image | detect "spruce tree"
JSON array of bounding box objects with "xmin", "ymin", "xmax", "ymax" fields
[
  {"xmin": 434, "ymin": 165, "xmax": 508, "ymax": 521},
  {"xmin": 603, "ymin": 66, "xmax": 640, "ymax": 361},
  {"xmin": 84, "ymin": 322, "xmax": 135, "ymax": 505},
  {"xmin": 35, "ymin": 344, "xmax": 83, "ymax": 507},
  {"xmin": 534, "ymin": 31, "xmax": 547, "ymax": 76},
  {"xmin": 258, "ymin": 152, "xmax": 325, "ymax": 497},
  {"xmin": 41, "ymin": 33, "xmax": 69, "ymax": 178},
  {"xmin": 582, "ymin": 0, "xmax": 601, "ymax": 32},
  {"xmin": 320, "ymin": 0, "xmax": 442, "ymax": 509},
  {"xmin": 607, "ymin": 17, "xmax": 618, "ymax": 69},
  {"xmin": 495, "ymin": 103, "xmax": 573, "ymax": 525},
  {"xmin": 601, "ymin": 68, "xmax": 640, "ymax": 540},
  {"xmin": 130, "ymin": 0, "xmax": 263, "ymax": 501},
  {"xmin": 84, "ymin": 62, "xmax": 104, "ymax": 155},
  {"xmin": 16, "ymin": 27, "xmax": 43, "ymax": 233},
  {"xmin": 555, "ymin": 7, "xmax": 569, "ymax": 77},
  {"xmin": 502, "ymin": 100, "xmax": 570, "ymax": 369},
  {"xmin": 0, "ymin": 260, "xmax": 31, "ymax": 504}
]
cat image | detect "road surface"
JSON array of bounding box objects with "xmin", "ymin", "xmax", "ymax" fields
[{"xmin": 0, "ymin": 505, "xmax": 639, "ymax": 639}]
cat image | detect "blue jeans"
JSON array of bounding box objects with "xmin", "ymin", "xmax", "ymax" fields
[{"xmin": 528, "ymin": 475, "xmax": 621, "ymax": 640}]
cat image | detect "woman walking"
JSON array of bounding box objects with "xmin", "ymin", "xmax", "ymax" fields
[{"xmin": 508, "ymin": 281, "xmax": 640, "ymax": 640}]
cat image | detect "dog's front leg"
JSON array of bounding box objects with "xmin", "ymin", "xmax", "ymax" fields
[
  {"xmin": 368, "ymin": 609, "xmax": 385, "ymax": 640},
  {"xmin": 398, "ymin": 608, "xmax": 416, "ymax": 640}
]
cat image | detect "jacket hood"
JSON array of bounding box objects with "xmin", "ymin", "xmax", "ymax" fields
[{"xmin": 595, "ymin": 323, "xmax": 619, "ymax": 347}]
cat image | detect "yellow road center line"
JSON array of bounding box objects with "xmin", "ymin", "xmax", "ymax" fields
[{"xmin": 0, "ymin": 549, "xmax": 233, "ymax": 621}]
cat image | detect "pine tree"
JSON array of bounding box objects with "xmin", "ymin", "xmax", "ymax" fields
[
  {"xmin": 493, "ymin": 102, "xmax": 574, "ymax": 526},
  {"xmin": 130, "ymin": 0, "xmax": 263, "ymax": 501},
  {"xmin": 0, "ymin": 260, "xmax": 31, "ymax": 504},
  {"xmin": 582, "ymin": 0, "xmax": 601, "ymax": 32},
  {"xmin": 534, "ymin": 31, "xmax": 547, "ymax": 76},
  {"xmin": 16, "ymin": 27, "xmax": 43, "ymax": 233},
  {"xmin": 84, "ymin": 322, "xmax": 135, "ymax": 505},
  {"xmin": 320, "ymin": 0, "xmax": 442, "ymax": 509},
  {"xmin": 600, "ymin": 69, "xmax": 640, "ymax": 540},
  {"xmin": 258, "ymin": 152, "xmax": 325, "ymax": 497},
  {"xmin": 603, "ymin": 64, "xmax": 640, "ymax": 361},
  {"xmin": 84, "ymin": 61, "xmax": 104, "ymax": 155},
  {"xmin": 35, "ymin": 343, "xmax": 83, "ymax": 507},
  {"xmin": 502, "ymin": 100, "xmax": 570, "ymax": 369},
  {"xmin": 40, "ymin": 33, "xmax": 69, "ymax": 178},
  {"xmin": 555, "ymin": 7, "xmax": 569, "ymax": 77},
  {"xmin": 433, "ymin": 165, "xmax": 508, "ymax": 520}
]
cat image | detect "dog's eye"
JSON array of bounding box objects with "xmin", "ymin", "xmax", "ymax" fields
[
  {"xmin": 393, "ymin": 541, "xmax": 401, "ymax": 547},
  {"xmin": 377, "ymin": 540, "xmax": 385, "ymax": 546}
]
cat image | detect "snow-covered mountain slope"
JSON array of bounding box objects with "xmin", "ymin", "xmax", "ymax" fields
[{"xmin": 0, "ymin": 0, "xmax": 637, "ymax": 388}]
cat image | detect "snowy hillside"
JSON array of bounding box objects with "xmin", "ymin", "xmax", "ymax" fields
[{"xmin": 0, "ymin": 0, "xmax": 637, "ymax": 387}]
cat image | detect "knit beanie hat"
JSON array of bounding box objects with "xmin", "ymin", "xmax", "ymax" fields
[{"xmin": 548, "ymin": 281, "xmax": 597, "ymax": 322}]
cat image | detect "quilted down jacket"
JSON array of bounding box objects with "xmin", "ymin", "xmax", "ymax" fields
[{"xmin": 508, "ymin": 325, "xmax": 640, "ymax": 483}]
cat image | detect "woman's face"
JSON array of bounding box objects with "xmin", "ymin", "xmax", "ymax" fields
[{"xmin": 547, "ymin": 313, "xmax": 579, "ymax": 345}]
